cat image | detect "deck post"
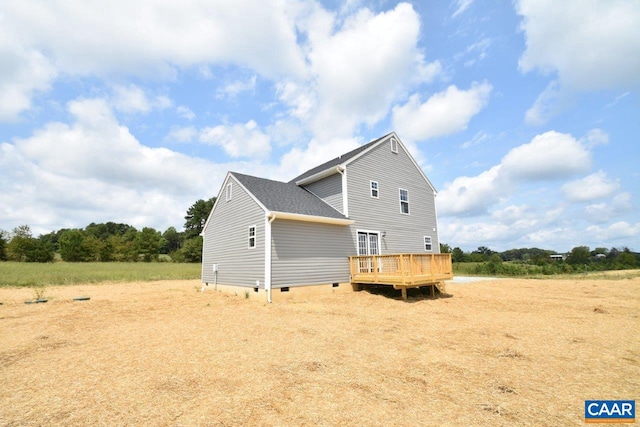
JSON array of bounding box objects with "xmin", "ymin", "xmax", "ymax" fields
[
  {"xmin": 430, "ymin": 253, "xmax": 435, "ymax": 282},
  {"xmin": 373, "ymin": 255, "xmax": 378, "ymax": 283},
  {"xmin": 401, "ymin": 287, "xmax": 407, "ymax": 301},
  {"xmin": 409, "ymin": 254, "xmax": 414, "ymax": 285}
]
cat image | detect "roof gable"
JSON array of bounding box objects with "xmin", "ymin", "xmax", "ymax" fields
[{"xmin": 290, "ymin": 132, "xmax": 436, "ymax": 193}]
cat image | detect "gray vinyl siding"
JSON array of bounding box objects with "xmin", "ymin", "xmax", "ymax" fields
[
  {"xmin": 271, "ymin": 219, "xmax": 352, "ymax": 287},
  {"xmin": 346, "ymin": 139, "xmax": 440, "ymax": 254},
  {"xmin": 302, "ymin": 172, "xmax": 343, "ymax": 213},
  {"xmin": 202, "ymin": 176, "xmax": 265, "ymax": 287}
]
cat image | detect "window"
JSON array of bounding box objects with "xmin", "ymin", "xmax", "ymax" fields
[
  {"xmin": 226, "ymin": 182, "xmax": 232, "ymax": 201},
  {"xmin": 399, "ymin": 188, "xmax": 409, "ymax": 214},
  {"xmin": 370, "ymin": 180, "xmax": 379, "ymax": 198},
  {"xmin": 248, "ymin": 226, "xmax": 256, "ymax": 248},
  {"xmin": 424, "ymin": 236, "xmax": 432, "ymax": 251},
  {"xmin": 390, "ymin": 137, "xmax": 398, "ymax": 153}
]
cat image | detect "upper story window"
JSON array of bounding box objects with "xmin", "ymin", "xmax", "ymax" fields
[
  {"xmin": 424, "ymin": 236, "xmax": 432, "ymax": 251},
  {"xmin": 370, "ymin": 181, "xmax": 379, "ymax": 198},
  {"xmin": 226, "ymin": 182, "xmax": 232, "ymax": 201},
  {"xmin": 248, "ymin": 225, "xmax": 256, "ymax": 248},
  {"xmin": 390, "ymin": 137, "xmax": 398, "ymax": 153},
  {"xmin": 399, "ymin": 188, "xmax": 409, "ymax": 214}
]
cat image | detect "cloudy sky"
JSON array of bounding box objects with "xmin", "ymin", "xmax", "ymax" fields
[{"xmin": 1, "ymin": 0, "xmax": 639, "ymax": 252}]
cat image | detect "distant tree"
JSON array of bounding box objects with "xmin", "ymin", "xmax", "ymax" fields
[
  {"xmin": 451, "ymin": 247, "xmax": 466, "ymax": 263},
  {"xmin": 59, "ymin": 229, "xmax": 87, "ymax": 262},
  {"xmin": 473, "ymin": 246, "xmax": 495, "ymax": 257},
  {"xmin": 6, "ymin": 226, "xmax": 53, "ymax": 262},
  {"xmin": 7, "ymin": 225, "xmax": 34, "ymax": 262},
  {"xmin": 184, "ymin": 198, "xmax": 215, "ymax": 239},
  {"xmin": 85, "ymin": 222, "xmax": 136, "ymax": 241},
  {"xmin": 567, "ymin": 246, "xmax": 590, "ymax": 265},
  {"xmin": 0, "ymin": 229, "xmax": 7, "ymax": 261},
  {"xmin": 26, "ymin": 238, "xmax": 54, "ymax": 262},
  {"xmin": 180, "ymin": 236, "xmax": 203, "ymax": 263},
  {"xmin": 136, "ymin": 227, "xmax": 162, "ymax": 262},
  {"xmin": 82, "ymin": 234, "xmax": 105, "ymax": 261},
  {"xmin": 439, "ymin": 243, "xmax": 452, "ymax": 253},
  {"xmin": 162, "ymin": 226, "xmax": 182, "ymax": 254},
  {"xmin": 618, "ymin": 248, "xmax": 637, "ymax": 267}
]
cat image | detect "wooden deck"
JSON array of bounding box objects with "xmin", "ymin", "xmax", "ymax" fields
[{"xmin": 349, "ymin": 253, "xmax": 453, "ymax": 300}]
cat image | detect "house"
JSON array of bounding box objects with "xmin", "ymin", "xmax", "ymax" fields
[{"xmin": 201, "ymin": 132, "xmax": 451, "ymax": 301}]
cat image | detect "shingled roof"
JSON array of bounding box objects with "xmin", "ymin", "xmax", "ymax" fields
[
  {"xmin": 231, "ymin": 172, "xmax": 346, "ymax": 219},
  {"xmin": 289, "ymin": 133, "xmax": 391, "ymax": 183}
]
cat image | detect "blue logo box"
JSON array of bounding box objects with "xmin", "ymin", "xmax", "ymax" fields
[{"xmin": 585, "ymin": 400, "xmax": 635, "ymax": 423}]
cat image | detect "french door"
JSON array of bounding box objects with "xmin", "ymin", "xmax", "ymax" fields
[{"xmin": 357, "ymin": 231, "xmax": 379, "ymax": 272}]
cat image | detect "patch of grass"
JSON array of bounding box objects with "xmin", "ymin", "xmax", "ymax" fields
[
  {"xmin": 0, "ymin": 262, "xmax": 201, "ymax": 287},
  {"xmin": 32, "ymin": 285, "xmax": 47, "ymax": 300}
]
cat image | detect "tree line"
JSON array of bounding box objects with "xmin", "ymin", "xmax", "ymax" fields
[
  {"xmin": 0, "ymin": 198, "xmax": 215, "ymax": 263},
  {"xmin": 440, "ymin": 244, "xmax": 639, "ymax": 275}
]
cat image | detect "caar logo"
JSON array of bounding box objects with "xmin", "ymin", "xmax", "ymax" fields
[{"xmin": 585, "ymin": 400, "xmax": 635, "ymax": 423}]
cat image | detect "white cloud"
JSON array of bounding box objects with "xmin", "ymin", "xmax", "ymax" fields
[
  {"xmin": 0, "ymin": 0, "xmax": 308, "ymax": 120},
  {"xmin": 501, "ymin": 131, "xmax": 591, "ymax": 180},
  {"xmin": 111, "ymin": 85, "xmax": 150, "ymax": 114},
  {"xmin": 437, "ymin": 165, "xmax": 508, "ymax": 216},
  {"xmin": 199, "ymin": 120, "xmax": 271, "ymax": 159},
  {"xmin": 439, "ymin": 130, "xmax": 598, "ymax": 217},
  {"xmin": 308, "ymin": 2, "xmax": 441, "ymax": 139},
  {"xmin": 216, "ymin": 75, "xmax": 257, "ymax": 99},
  {"xmin": 0, "ymin": 97, "xmax": 224, "ymax": 232},
  {"xmin": 110, "ymin": 85, "xmax": 171, "ymax": 114},
  {"xmin": 524, "ymin": 80, "xmax": 563, "ymax": 126},
  {"xmin": 392, "ymin": 82, "xmax": 492, "ymax": 141},
  {"xmin": 176, "ymin": 106, "xmax": 196, "ymax": 121},
  {"xmin": 585, "ymin": 192, "xmax": 633, "ymax": 223},
  {"xmin": 276, "ymin": 81, "xmax": 316, "ymax": 121},
  {"xmin": 278, "ymin": 137, "xmax": 361, "ymax": 180},
  {"xmin": 586, "ymin": 221, "xmax": 640, "ymax": 244},
  {"xmin": 562, "ymin": 171, "xmax": 620, "ymax": 202},
  {"xmin": 452, "ymin": 0, "xmax": 474, "ymax": 18},
  {"xmin": 517, "ymin": 0, "xmax": 640, "ymax": 91},
  {"xmin": 0, "ymin": 44, "xmax": 56, "ymax": 121},
  {"xmin": 461, "ymin": 131, "xmax": 490, "ymax": 149},
  {"xmin": 517, "ymin": 0, "xmax": 640, "ymax": 124},
  {"xmin": 580, "ymin": 128, "xmax": 609, "ymax": 148},
  {"xmin": 165, "ymin": 126, "xmax": 197, "ymax": 143},
  {"xmin": 459, "ymin": 38, "xmax": 492, "ymax": 67}
]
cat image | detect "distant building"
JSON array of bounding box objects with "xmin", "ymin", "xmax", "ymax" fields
[{"xmin": 550, "ymin": 254, "xmax": 565, "ymax": 261}]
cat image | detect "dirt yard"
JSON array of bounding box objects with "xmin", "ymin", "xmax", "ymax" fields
[{"xmin": 1, "ymin": 276, "xmax": 638, "ymax": 426}]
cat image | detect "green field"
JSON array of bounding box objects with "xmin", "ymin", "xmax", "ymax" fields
[{"xmin": 0, "ymin": 262, "xmax": 202, "ymax": 287}]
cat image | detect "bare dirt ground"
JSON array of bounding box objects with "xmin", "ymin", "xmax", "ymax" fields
[{"xmin": 1, "ymin": 276, "xmax": 638, "ymax": 426}]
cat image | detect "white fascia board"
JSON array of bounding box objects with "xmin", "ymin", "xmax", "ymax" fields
[
  {"xmin": 295, "ymin": 166, "xmax": 344, "ymax": 186},
  {"xmin": 268, "ymin": 211, "xmax": 354, "ymax": 225},
  {"xmin": 201, "ymin": 172, "xmax": 231, "ymax": 233}
]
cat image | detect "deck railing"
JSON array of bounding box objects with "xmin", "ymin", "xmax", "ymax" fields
[{"xmin": 349, "ymin": 253, "xmax": 453, "ymax": 287}]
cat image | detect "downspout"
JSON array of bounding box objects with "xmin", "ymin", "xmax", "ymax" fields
[
  {"xmin": 265, "ymin": 212, "xmax": 276, "ymax": 303},
  {"xmin": 337, "ymin": 166, "xmax": 348, "ymax": 217}
]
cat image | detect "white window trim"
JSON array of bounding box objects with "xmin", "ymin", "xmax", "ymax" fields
[
  {"xmin": 370, "ymin": 180, "xmax": 379, "ymax": 198},
  {"xmin": 226, "ymin": 182, "xmax": 232, "ymax": 202},
  {"xmin": 248, "ymin": 225, "xmax": 256, "ymax": 249},
  {"xmin": 356, "ymin": 229, "xmax": 382, "ymax": 256},
  {"xmin": 424, "ymin": 236, "xmax": 432, "ymax": 252},
  {"xmin": 399, "ymin": 188, "xmax": 409, "ymax": 215},
  {"xmin": 390, "ymin": 137, "xmax": 398, "ymax": 153}
]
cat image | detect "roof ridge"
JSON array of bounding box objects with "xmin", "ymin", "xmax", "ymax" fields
[{"xmin": 288, "ymin": 132, "xmax": 393, "ymax": 183}]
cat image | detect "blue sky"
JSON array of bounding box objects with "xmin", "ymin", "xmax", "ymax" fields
[{"xmin": 0, "ymin": 0, "xmax": 638, "ymax": 252}]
